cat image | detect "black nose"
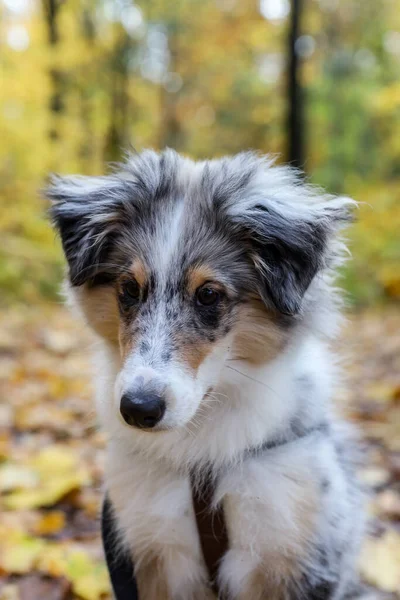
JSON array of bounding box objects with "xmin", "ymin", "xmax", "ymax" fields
[{"xmin": 120, "ymin": 390, "xmax": 166, "ymax": 429}]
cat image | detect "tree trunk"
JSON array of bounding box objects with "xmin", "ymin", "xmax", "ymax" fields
[
  {"xmin": 42, "ymin": 0, "xmax": 65, "ymax": 143},
  {"xmin": 158, "ymin": 22, "xmax": 184, "ymax": 150},
  {"xmin": 42, "ymin": 0, "xmax": 59, "ymax": 45},
  {"xmin": 104, "ymin": 32, "xmax": 132, "ymax": 163},
  {"xmin": 79, "ymin": 8, "xmax": 96, "ymax": 167},
  {"xmin": 287, "ymin": 0, "xmax": 304, "ymax": 169}
]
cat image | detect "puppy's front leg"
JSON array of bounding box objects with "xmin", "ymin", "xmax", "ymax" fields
[
  {"xmin": 217, "ymin": 443, "xmax": 348, "ymax": 600},
  {"xmin": 106, "ymin": 451, "xmax": 215, "ymax": 600}
]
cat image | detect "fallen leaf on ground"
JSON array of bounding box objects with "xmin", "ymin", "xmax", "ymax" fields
[
  {"xmin": 63, "ymin": 550, "xmax": 109, "ymax": 600},
  {"xmin": 18, "ymin": 574, "xmax": 71, "ymax": 600},
  {"xmin": 1, "ymin": 304, "xmax": 400, "ymax": 599},
  {"xmin": 1, "ymin": 447, "xmax": 91, "ymax": 510},
  {"xmin": 36, "ymin": 544, "xmax": 110, "ymax": 599},
  {"xmin": 0, "ymin": 528, "xmax": 46, "ymax": 574},
  {"xmin": 14, "ymin": 405, "xmax": 75, "ymax": 432},
  {"xmin": 359, "ymin": 529, "xmax": 400, "ymax": 592},
  {"xmin": 0, "ymin": 583, "xmax": 20, "ymax": 600},
  {"xmin": 0, "ymin": 405, "xmax": 13, "ymax": 429},
  {"xmin": 32, "ymin": 511, "xmax": 66, "ymax": 536},
  {"xmin": 358, "ymin": 466, "xmax": 391, "ymax": 489},
  {"xmin": 375, "ymin": 489, "xmax": 400, "ymax": 519},
  {"xmin": 0, "ymin": 466, "xmax": 37, "ymax": 493},
  {"xmin": 365, "ymin": 383, "xmax": 400, "ymax": 405},
  {"xmin": 0, "ymin": 525, "xmax": 109, "ymax": 600},
  {"xmin": 39, "ymin": 329, "xmax": 78, "ymax": 356}
]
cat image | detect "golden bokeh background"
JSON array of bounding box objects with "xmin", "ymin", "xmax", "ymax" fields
[
  {"xmin": 0, "ymin": 1, "xmax": 400, "ymax": 599},
  {"xmin": 1, "ymin": 0, "xmax": 400, "ymax": 305}
]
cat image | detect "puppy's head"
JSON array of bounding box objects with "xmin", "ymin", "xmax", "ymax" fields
[{"xmin": 47, "ymin": 150, "xmax": 353, "ymax": 432}]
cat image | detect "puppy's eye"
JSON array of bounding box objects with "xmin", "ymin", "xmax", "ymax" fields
[
  {"xmin": 120, "ymin": 279, "xmax": 141, "ymax": 305},
  {"xmin": 196, "ymin": 286, "xmax": 220, "ymax": 307}
]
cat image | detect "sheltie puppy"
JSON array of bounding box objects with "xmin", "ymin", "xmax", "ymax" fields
[{"xmin": 48, "ymin": 149, "xmax": 366, "ymax": 600}]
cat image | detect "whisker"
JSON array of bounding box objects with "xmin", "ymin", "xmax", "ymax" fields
[
  {"xmin": 206, "ymin": 391, "xmax": 229, "ymax": 401},
  {"xmin": 223, "ymin": 365, "xmax": 286, "ymax": 404},
  {"xmin": 224, "ymin": 364, "xmax": 269, "ymax": 387},
  {"xmin": 182, "ymin": 423, "xmax": 196, "ymax": 439},
  {"xmin": 203, "ymin": 395, "xmax": 223, "ymax": 407}
]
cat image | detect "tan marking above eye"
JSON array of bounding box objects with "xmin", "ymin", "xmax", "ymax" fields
[
  {"xmin": 129, "ymin": 259, "xmax": 148, "ymax": 288},
  {"xmin": 186, "ymin": 264, "xmax": 221, "ymax": 296}
]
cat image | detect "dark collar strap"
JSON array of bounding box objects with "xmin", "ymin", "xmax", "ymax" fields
[{"xmin": 248, "ymin": 421, "xmax": 329, "ymax": 456}]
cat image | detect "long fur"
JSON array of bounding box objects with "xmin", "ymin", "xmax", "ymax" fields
[{"xmin": 48, "ymin": 149, "xmax": 365, "ymax": 600}]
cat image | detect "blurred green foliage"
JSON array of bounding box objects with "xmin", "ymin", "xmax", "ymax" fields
[{"xmin": 0, "ymin": 0, "xmax": 399, "ymax": 306}]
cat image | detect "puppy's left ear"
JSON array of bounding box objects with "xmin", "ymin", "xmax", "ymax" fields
[{"xmin": 239, "ymin": 196, "xmax": 354, "ymax": 316}]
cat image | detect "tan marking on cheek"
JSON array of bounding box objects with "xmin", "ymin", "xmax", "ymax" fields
[
  {"xmin": 186, "ymin": 265, "xmax": 219, "ymax": 295},
  {"xmin": 175, "ymin": 336, "xmax": 215, "ymax": 372},
  {"xmin": 129, "ymin": 258, "xmax": 148, "ymax": 288},
  {"xmin": 232, "ymin": 298, "xmax": 290, "ymax": 364},
  {"xmin": 74, "ymin": 285, "xmax": 119, "ymax": 345}
]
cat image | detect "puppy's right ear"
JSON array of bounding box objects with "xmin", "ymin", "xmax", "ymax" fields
[{"xmin": 46, "ymin": 174, "xmax": 126, "ymax": 286}]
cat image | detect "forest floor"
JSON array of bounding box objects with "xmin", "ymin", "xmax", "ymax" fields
[{"xmin": 0, "ymin": 304, "xmax": 399, "ymax": 600}]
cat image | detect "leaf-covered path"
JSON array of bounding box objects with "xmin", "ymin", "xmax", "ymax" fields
[{"xmin": 0, "ymin": 305, "xmax": 399, "ymax": 599}]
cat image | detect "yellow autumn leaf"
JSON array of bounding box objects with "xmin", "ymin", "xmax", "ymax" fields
[
  {"xmin": 32, "ymin": 446, "xmax": 80, "ymax": 474},
  {"xmin": 65, "ymin": 550, "xmax": 110, "ymax": 600},
  {"xmin": 359, "ymin": 530, "xmax": 400, "ymax": 592},
  {"xmin": 1, "ymin": 446, "xmax": 91, "ymax": 510},
  {"xmin": 0, "ymin": 465, "xmax": 38, "ymax": 492},
  {"xmin": 36, "ymin": 543, "xmax": 71, "ymax": 578},
  {"xmin": 365, "ymin": 382, "xmax": 400, "ymax": 404},
  {"xmin": 40, "ymin": 545, "xmax": 111, "ymax": 600},
  {"xmin": 14, "ymin": 404, "xmax": 74, "ymax": 432},
  {"xmin": 33, "ymin": 511, "xmax": 66, "ymax": 536},
  {"xmin": 0, "ymin": 525, "xmax": 110, "ymax": 600},
  {"xmin": 0, "ymin": 529, "xmax": 46, "ymax": 574},
  {"xmin": 73, "ymin": 571, "xmax": 111, "ymax": 600},
  {"xmin": 0, "ymin": 432, "xmax": 10, "ymax": 461},
  {"xmin": 3, "ymin": 473, "xmax": 87, "ymax": 510}
]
